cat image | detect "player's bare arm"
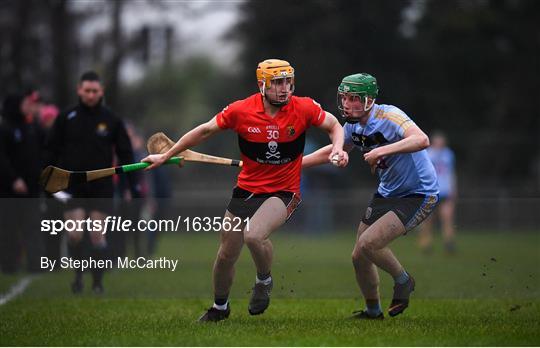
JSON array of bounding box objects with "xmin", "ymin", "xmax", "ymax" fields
[
  {"xmin": 318, "ymin": 112, "xmax": 346, "ymax": 158},
  {"xmin": 302, "ymin": 144, "xmax": 332, "ymax": 168},
  {"xmin": 312, "ymin": 112, "xmax": 348, "ymax": 167},
  {"xmin": 302, "ymin": 141, "xmax": 353, "ymax": 169},
  {"xmin": 142, "ymin": 117, "xmax": 222, "ymax": 169},
  {"xmin": 363, "ymin": 125, "xmax": 429, "ymax": 167}
]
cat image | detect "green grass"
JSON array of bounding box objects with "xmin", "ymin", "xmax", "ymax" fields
[
  {"xmin": 2, "ymin": 299, "xmax": 539, "ymax": 346},
  {"xmin": 1, "ymin": 230, "xmax": 539, "ymax": 346}
]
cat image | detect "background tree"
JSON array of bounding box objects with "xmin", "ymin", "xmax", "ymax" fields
[{"xmin": 229, "ymin": 0, "xmax": 540, "ymax": 191}]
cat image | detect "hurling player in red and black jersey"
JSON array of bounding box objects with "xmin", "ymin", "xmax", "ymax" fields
[{"xmin": 143, "ymin": 59, "xmax": 348, "ymax": 322}]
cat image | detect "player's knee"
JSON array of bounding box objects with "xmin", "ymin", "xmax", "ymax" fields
[
  {"xmin": 357, "ymin": 237, "xmax": 376, "ymax": 254},
  {"xmin": 352, "ymin": 247, "xmax": 370, "ymax": 267},
  {"xmin": 351, "ymin": 249, "xmax": 362, "ymax": 264},
  {"xmin": 216, "ymin": 249, "xmax": 238, "ymax": 264},
  {"xmin": 243, "ymin": 233, "xmax": 263, "ymax": 248},
  {"xmin": 68, "ymin": 230, "xmax": 84, "ymax": 244},
  {"xmin": 89, "ymin": 231, "xmax": 105, "ymax": 246}
]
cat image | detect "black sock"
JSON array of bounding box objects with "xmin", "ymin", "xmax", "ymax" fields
[
  {"xmin": 68, "ymin": 242, "xmax": 84, "ymax": 283},
  {"xmin": 91, "ymin": 245, "xmax": 107, "ymax": 286},
  {"xmin": 214, "ymin": 296, "xmax": 228, "ymax": 307},
  {"xmin": 257, "ymin": 271, "xmax": 271, "ymax": 281}
]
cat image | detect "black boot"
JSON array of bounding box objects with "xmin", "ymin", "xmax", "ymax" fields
[
  {"xmin": 91, "ymin": 245, "xmax": 107, "ymax": 294},
  {"xmin": 69, "ymin": 242, "xmax": 85, "ymax": 294}
]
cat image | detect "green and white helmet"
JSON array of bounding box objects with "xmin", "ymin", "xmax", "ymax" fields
[{"xmin": 337, "ymin": 73, "xmax": 379, "ymax": 119}]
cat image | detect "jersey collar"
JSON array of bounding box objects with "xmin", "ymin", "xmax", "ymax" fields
[
  {"xmin": 364, "ymin": 104, "xmax": 379, "ymax": 126},
  {"xmin": 255, "ymin": 94, "xmax": 265, "ymax": 113}
]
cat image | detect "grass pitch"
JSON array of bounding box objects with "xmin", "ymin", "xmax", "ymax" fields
[{"xmin": 1, "ymin": 230, "xmax": 539, "ymax": 346}]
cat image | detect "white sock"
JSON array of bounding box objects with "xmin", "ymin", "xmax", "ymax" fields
[
  {"xmin": 212, "ymin": 301, "xmax": 228, "ymax": 310},
  {"xmin": 256, "ymin": 275, "xmax": 272, "ymax": 286}
]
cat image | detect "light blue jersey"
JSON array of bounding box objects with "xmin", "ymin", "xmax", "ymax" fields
[
  {"xmin": 427, "ymin": 147, "xmax": 455, "ymax": 198},
  {"xmin": 344, "ymin": 104, "xmax": 439, "ymax": 197}
]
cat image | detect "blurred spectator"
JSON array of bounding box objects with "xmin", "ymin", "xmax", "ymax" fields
[
  {"xmin": 419, "ymin": 132, "xmax": 458, "ymax": 254},
  {"xmin": 0, "ymin": 91, "xmax": 46, "ymax": 273},
  {"xmin": 39, "ymin": 104, "xmax": 60, "ymax": 129},
  {"xmin": 112, "ymin": 122, "xmax": 147, "ymax": 259},
  {"xmin": 38, "ymin": 103, "xmax": 64, "ymax": 265},
  {"xmin": 44, "ymin": 71, "xmax": 138, "ymax": 293}
]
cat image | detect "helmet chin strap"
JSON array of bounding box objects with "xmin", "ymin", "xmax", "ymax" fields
[
  {"xmin": 268, "ymin": 98, "xmax": 290, "ymax": 107},
  {"xmin": 344, "ymin": 117, "xmax": 360, "ymax": 124}
]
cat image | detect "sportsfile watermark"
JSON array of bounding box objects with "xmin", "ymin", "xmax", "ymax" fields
[{"xmin": 41, "ymin": 216, "xmax": 250, "ymax": 235}]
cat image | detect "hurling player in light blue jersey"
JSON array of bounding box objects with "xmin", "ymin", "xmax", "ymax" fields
[
  {"xmin": 303, "ymin": 73, "xmax": 439, "ymax": 319},
  {"xmin": 419, "ymin": 132, "xmax": 458, "ymax": 254}
]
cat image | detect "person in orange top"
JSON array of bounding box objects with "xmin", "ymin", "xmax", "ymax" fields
[{"xmin": 142, "ymin": 59, "xmax": 347, "ymax": 322}]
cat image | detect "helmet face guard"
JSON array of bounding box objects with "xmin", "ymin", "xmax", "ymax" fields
[
  {"xmin": 257, "ymin": 59, "xmax": 295, "ymax": 106},
  {"xmin": 260, "ymin": 77, "xmax": 295, "ymax": 106},
  {"xmin": 337, "ymin": 73, "xmax": 378, "ymax": 122}
]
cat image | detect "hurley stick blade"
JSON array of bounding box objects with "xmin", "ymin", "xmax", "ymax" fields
[
  {"xmin": 39, "ymin": 157, "xmax": 183, "ymax": 194},
  {"xmin": 39, "ymin": 165, "xmax": 72, "ymax": 193},
  {"xmin": 147, "ymin": 132, "xmax": 175, "ymax": 155}
]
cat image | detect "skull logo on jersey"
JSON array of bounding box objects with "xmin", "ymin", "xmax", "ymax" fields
[{"xmin": 266, "ymin": 141, "xmax": 280, "ymax": 159}]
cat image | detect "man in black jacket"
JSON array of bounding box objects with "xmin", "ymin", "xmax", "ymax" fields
[
  {"xmin": 45, "ymin": 71, "xmax": 138, "ymax": 293},
  {"xmin": 0, "ymin": 91, "xmax": 45, "ymax": 273}
]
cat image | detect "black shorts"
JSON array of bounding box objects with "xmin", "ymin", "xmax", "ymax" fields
[
  {"xmin": 66, "ymin": 180, "xmax": 114, "ymax": 215},
  {"xmin": 226, "ymin": 186, "xmax": 301, "ymax": 220},
  {"xmin": 362, "ymin": 193, "xmax": 439, "ymax": 232}
]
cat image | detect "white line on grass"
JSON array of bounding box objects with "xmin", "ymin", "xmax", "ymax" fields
[{"xmin": 0, "ymin": 275, "xmax": 35, "ymax": 306}]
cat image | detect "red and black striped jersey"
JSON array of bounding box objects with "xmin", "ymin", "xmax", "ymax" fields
[{"xmin": 216, "ymin": 93, "xmax": 326, "ymax": 194}]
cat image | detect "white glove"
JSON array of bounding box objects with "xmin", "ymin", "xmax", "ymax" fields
[{"xmin": 52, "ymin": 191, "xmax": 72, "ymax": 204}]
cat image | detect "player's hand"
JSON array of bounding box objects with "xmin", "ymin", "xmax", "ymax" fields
[
  {"xmin": 141, "ymin": 154, "xmax": 168, "ymax": 170},
  {"xmin": 13, "ymin": 177, "xmax": 28, "ymax": 194},
  {"xmin": 329, "ymin": 149, "xmax": 349, "ymax": 167},
  {"xmin": 363, "ymin": 148, "xmax": 383, "ymax": 167},
  {"xmin": 364, "ymin": 148, "xmax": 388, "ymax": 174}
]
